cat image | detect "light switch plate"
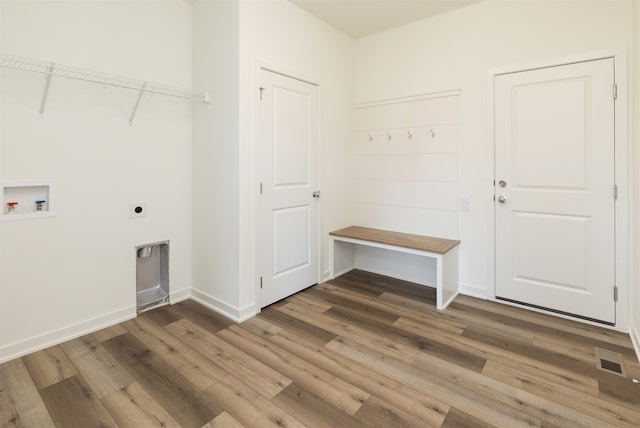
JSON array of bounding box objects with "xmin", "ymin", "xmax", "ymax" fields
[{"xmin": 460, "ymin": 197, "xmax": 470, "ymax": 211}]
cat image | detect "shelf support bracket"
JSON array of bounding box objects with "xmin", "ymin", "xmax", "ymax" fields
[
  {"xmin": 129, "ymin": 81, "xmax": 147, "ymax": 126},
  {"xmin": 39, "ymin": 63, "xmax": 55, "ymax": 118}
]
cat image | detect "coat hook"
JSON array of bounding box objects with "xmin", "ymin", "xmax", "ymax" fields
[
  {"xmin": 386, "ymin": 132, "xmax": 392, "ymax": 140},
  {"xmin": 407, "ymin": 131, "xmax": 413, "ymax": 139},
  {"xmin": 431, "ymin": 129, "xmax": 436, "ymax": 139},
  {"xmin": 368, "ymin": 133, "xmax": 373, "ymax": 142}
]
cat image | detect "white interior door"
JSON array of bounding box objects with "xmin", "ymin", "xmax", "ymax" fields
[
  {"xmin": 259, "ymin": 69, "xmax": 319, "ymax": 308},
  {"xmin": 495, "ymin": 58, "xmax": 616, "ymax": 325}
]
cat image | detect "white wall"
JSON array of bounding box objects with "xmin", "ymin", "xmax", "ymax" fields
[
  {"xmin": 191, "ymin": 0, "xmax": 241, "ymax": 318},
  {"xmin": 354, "ymin": 0, "xmax": 635, "ymax": 303},
  {"xmin": 0, "ymin": 0, "xmax": 193, "ymax": 362},
  {"xmin": 191, "ymin": 0, "xmax": 353, "ymax": 319}
]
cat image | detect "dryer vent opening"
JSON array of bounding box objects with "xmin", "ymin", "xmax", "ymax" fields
[{"xmin": 136, "ymin": 241, "xmax": 169, "ymax": 313}]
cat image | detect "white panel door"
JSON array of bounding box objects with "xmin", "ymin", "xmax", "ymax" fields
[
  {"xmin": 495, "ymin": 58, "xmax": 616, "ymax": 324},
  {"xmin": 260, "ymin": 69, "xmax": 319, "ymax": 308}
]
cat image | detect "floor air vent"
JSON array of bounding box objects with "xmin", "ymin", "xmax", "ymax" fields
[{"xmin": 595, "ymin": 347, "xmax": 627, "ymax": 377}]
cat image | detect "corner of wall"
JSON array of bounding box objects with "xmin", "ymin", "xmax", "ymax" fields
[
  {"xmin": 170, "ymin": 285, "xmax": 191, "ymax": 304},
  {"xmin": 459, "ymin": 282, "xmax": 488, "ymax": 299},
  {"xmin": 190, "ymin": 286, "xmax": 255, "ymax": 323},
  {"xmin": 632, "ymin": 0, "xmax": 640, "ymax": 352},
  {"xmin": 629, "ymin": 319, "xmax": 640, "ymax": 364},
  {"xmin": 191, "ymin": 0, "xmax": 241, "ymax": 309}
]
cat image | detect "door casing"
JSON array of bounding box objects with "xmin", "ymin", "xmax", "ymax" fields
[
  {"xmin": 253, "ymin": 62, "xmax": 323, "ymax": 314},
  {"xmin": 487, "ymin": 50, "xmax": 630, "ymax": 332}
]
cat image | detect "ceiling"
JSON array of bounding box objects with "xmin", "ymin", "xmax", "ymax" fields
[{"xmin": 289, "ymin": 0, "xmax": 484, "ymax": 38}]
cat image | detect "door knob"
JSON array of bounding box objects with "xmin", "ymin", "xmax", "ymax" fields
[
  {"xmin": 498, "ymin": 180, "xmax": 507, "ymax": 188},
  {"xmin": 497, "ymin": 195, "xmax": 507, "ymax": 203},
  {"xmin": 312, "ymin": 191, "xmax": 321, "ymax": 198}
]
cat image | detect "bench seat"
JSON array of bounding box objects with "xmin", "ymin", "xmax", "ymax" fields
[{"xmin": 329, "ymin": 226, "xmax": 460, "ymax": 310}]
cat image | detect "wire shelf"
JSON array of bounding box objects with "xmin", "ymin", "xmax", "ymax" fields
[
  {"xmin": 0, "ymin": 53, "xmax": 208, "ymax": 101},
  {"xmin": 1, "ymin": 52, "xmax": 210, "ymax": 124}
]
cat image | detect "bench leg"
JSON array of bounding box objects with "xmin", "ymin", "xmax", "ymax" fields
[
  {"xmin": 331, "ymin": 238, "xmax": 356, "ymax": 279},
  {"xmin": 438, "ymin": 246, "xmax": 459, "ymax": 310}
]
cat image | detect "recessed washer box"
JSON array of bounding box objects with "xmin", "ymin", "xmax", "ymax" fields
[
  {"xmin": 1, "ymin": 180, "xmax": 56, "ymax": 221},
  {"xmin": 129, "ymin": 201, "xmax": 147, "ymax": 218}
]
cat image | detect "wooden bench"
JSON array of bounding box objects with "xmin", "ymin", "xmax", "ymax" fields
[{"xmin": 329, "ymin": 226, "xmax": 461, "ymax": 310}]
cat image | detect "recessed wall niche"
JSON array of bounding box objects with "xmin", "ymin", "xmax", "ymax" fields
[{"xmin": 1, "ymin": 180, "xmax": 56, "ymax": 221}]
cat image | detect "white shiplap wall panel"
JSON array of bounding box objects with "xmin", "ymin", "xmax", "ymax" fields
[
  {"xmin": 353, "ymin": 153, "xmax": 458, "ymax": 182},
  {"xmin": 354, "ymin": 179, "xmax": 457, "ymax": 211},
  {"xmin": 353, "ymin": 203, "xmax": 459, "ymax": 238},
  {"xmin": 352, "ymin": 93, "xmax": 459, "ymax": 240}
]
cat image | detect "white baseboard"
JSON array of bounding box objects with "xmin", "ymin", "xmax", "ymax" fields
[
  {"xmin": 629, "ymin": 320, "xmax": 640, "ymax": 364},
  {"xmin": 330, "ymin": 264, "xmax": 436, "ymax": 288},
  {"xmin": 0, "ymin": 306, "xmax": 136, "ymax": 364},
  {"xmin": 353, "ymin": 265, "xmax": 435, "ymax": 288},
  {"xmin": 190, "ymin": 287, "xmax": 255, "ymax": 323},
  {"xmin": 321, "ymin": 270, "xmax": 333, "ymax": 283},
  {"xmin": 170, "ymin": 286, "xmax": 191, "ymax": 304},
  {"xmin": 459, "ymin": 282, "xmax": 488, "ymax": 299},
  {"xmin": 331, "ymin": 265, "xmax": 356, "ymax": 280}
]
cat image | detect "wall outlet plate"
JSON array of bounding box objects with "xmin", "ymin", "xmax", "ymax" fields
[{"xmin": 129, "ymin": 201, "xmax": 147, "ymax": 218}]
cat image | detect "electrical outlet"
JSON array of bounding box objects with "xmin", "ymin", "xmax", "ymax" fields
[{"xmin": 129, "ymin": 201, "xmax": 147, "ymax": 218}]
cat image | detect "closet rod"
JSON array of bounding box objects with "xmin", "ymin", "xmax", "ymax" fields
[{"xmin": 0, "ymin": 53, "xmax": 211, "ymax": 104}]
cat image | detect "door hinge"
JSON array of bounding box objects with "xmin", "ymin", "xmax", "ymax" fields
[
  {"xmin": 613, "ymin": 84, "xmax": 617, "ymax": 100},
  {"xmin": 613, "ymin": 184, "xmax": 618, "ymax": 200},
  {"xmin": 260, "ymin": 182, "xmax": 263, "ymax": 195},
  {"xmin": 613, "ymin": 285, "xmax": 618, "ymax": 301},
  {"xmin": 259, "ymin": 87, "xmax": 265, "ymax": 101},
  {"xmin": 260, "ymin": 277, "xmax": 263, "ymax": 289}
]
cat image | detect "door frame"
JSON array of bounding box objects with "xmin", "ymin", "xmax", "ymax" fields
[
  {"xmin": 253, "ymin": 61, "xmax": 323, "ymax": 314},
  {"xmin": 486, "ymin": 49, "xmax": 630, "ymax": 332}
]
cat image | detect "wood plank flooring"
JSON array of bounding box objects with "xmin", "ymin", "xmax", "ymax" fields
[{"xmin": 2, "ymin": 269, "xmax": 639, "ymax": 427}]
